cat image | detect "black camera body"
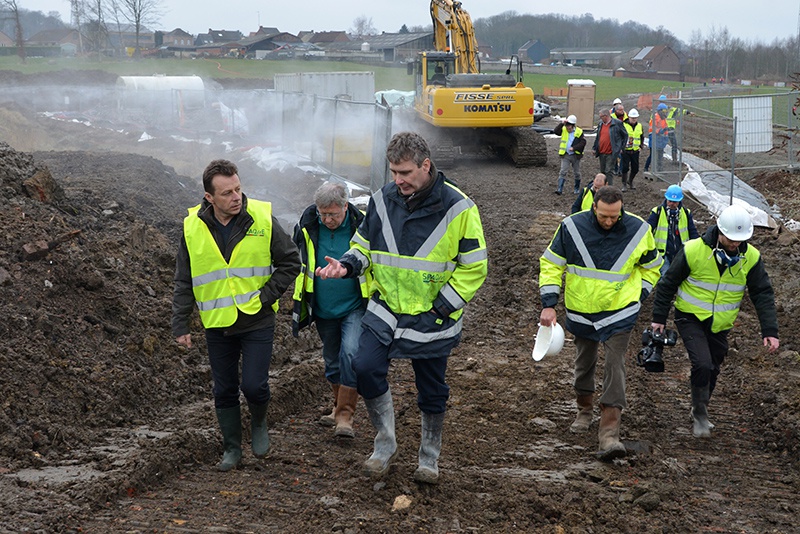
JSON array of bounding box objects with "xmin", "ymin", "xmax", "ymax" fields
[{"xmin": 636, "ymin": 328, "xmax": 678, "ymax": 373}]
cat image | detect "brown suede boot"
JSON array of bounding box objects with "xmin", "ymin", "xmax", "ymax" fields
[
  {"xmin": 334, "ymin": 385, "xmax": 359, "ymax": 438},
  {"xmin": 319, "ymin": 384, "xmax": 339, "ymax": 427},
  {"xmin": 596, "ymin": 404, "xmax": 626, "ymax": 461},
  {"xmin": 569, "ymin": 394, "xmax": 594, "ymax": 433}
]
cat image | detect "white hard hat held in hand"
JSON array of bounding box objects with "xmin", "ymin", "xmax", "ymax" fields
[{"xmin": 532, "ymin": 322, "xmax": 565, "ymax": 361}]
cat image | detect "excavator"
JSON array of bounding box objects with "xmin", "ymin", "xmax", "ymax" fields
[{"xmin": 407, "ymin": 0, "xmax": 547, "ymax": 167}]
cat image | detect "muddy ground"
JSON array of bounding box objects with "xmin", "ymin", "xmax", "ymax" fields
[{"xmin": 0, "ymin": 77, "xmax": 799, "ymax": 533}]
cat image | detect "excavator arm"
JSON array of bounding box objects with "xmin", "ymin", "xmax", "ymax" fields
[{"xmin": 429, "ymin": 0, "xmax": 479, "ymax": 74}]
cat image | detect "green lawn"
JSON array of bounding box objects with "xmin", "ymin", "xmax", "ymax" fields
[{"xmin": 6, "ymin": 56, "xmax": 788, "ymax": 103}]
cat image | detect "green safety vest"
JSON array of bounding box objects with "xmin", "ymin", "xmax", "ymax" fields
[
  {"xmin": 579, "ymin": 188, "xmax": 595, "ymax": 212},
  {"xmin": 666, "ymin": 108, "xmax": 679, "ymax": 129},
  {"xmin": 675, "ymin": 238, "xmax": 760, "ymax": 333},
  {"xmin": 351, "ymin": 183, "xmax": 487, "ymax": 319},
  {"xmin": 184, "ymin": 199, "xmax": 276, "ymax": 328},
  {"xmin": 623, "ymin": 121, "xmax": 643, "ymax": 151},
  {"xmin": 540, "ymin": 212, "xmax": 661, "ymax": 316},
  {"xmin": 558, "ymin": 126, "xmax": 584, "ymax": 156},
  {"xmin": 292, "ymin": 221, "xmax": 371, "ymax": 329},
  {"xmin": 650, "ymin": 205, "xmax": 690, "ymax": 253}
]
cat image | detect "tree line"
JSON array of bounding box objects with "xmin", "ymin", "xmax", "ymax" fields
[
  {"xmin": 410, "ymin": 11, "xmax": 798, "ymax": 81},
  {"xmin": 3, "ymin": 5, "xmax": 797, "ymax": 80}
]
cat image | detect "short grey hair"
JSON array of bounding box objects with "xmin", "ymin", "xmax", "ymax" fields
[
  {"xmin": 314, "ymin": 181, "xmax": 348, "ymax": 209},
  {"xmin": 386, "ymin": 131, "xmax": 431, "ymax": 166}
]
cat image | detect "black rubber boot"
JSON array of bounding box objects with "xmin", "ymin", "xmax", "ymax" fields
[
  {"xmin": 691, "ymin": 386, "xmax": 712, "ymax": 438},
  {"xmin": 248, "ymin": 401, "xmax": 270, "ymax": 458},
  {"xmin": 215, "ymin": 406, "xmax": 243, "ymax": 471}
]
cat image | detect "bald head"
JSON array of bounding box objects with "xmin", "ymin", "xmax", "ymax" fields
[{"xmin": 592, "ymin": 173, "xmax": 607, "ymax": 191}]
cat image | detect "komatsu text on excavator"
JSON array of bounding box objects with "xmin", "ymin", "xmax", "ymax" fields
[{"xmin": 407, "ymin": 0, "xmax": 547, "ymax": 167}]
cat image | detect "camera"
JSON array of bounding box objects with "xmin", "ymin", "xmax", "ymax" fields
[{"xmin": 635, "ymin": 327, "xmax": 678, "ymax": 373}]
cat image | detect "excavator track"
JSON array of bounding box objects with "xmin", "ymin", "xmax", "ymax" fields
[{"xmin": 507, "ymin": 127, "xmax": 548, "ymax": 167}]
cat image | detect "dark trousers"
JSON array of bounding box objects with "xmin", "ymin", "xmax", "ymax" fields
[
  {"xmin": 206, "ymin": 325, "xmax": 274, "ymax": 409},
  {"xmin": 352, "ymin": 326, "xmax": 450, "ymax": 414},
  {"xmin": 621, "ymin": 150, "xmax": 640, "ymax": 181},
  {"xmin": 598, "ymin": 153, "xmax": 615, "ymax": 184},
  {"xmin": 674, "ymin": 311, "xmax": 728, "ymax": 396}
]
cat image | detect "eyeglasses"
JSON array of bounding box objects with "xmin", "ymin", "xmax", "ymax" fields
[{"xmin": 317, "ymin": 209, "xmax": 342, "ymax": 220}]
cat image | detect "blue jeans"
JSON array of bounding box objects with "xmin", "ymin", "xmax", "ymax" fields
[
  {"xmin": 205, "ymin": 326, "xmax": 274, "ymax": 409},
  {"xmin": 314, "ymin": 306, "xmax": 365, "ymax": 388},
  {"xmin": 352, "ymin": 326, "xmax": 450, "ymax": 414}
]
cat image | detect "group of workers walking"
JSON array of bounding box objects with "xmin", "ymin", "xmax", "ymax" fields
[
  {"xmin": 172, "ymin": 131, "xmax": 487, "ymax": 483},
  {"xmin": 543, "ymin": 98, "xmax": 778, "ymax": 457},
  {"xmin": 170, "ymin": 117, "xmax": 778, "ymax": 481},
  {"xmin": 556, "ymin": 95, "xmax": 682, "ymax": 196}
]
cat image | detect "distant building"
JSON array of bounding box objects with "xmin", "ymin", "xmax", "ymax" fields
[
  {"xmin": 307, "ymin": 31, "xmax": 350, "ymax": 45},
  {"xmin": 106, "ymin": 23, "xmax": 156, "ymax": 52},
  {"xmin": 248, "ymin": 26, "xmax": 280, "ymax": 38},
  {"xmin": 548, "ymin": 46, "xmax": 639, "ymax": 69},
  {"xmin": 629, "ymin": 45, "xmax": 680, "ymax": 74},
  {"xmin": 0, "ymin": 30, "xmax": 13, "ymax": 47},
  {"xmin": 195, "ymin": 29, "xmax": 244, "ymax": 46},
  {"xmin": 162, "ymin": 28, "xmax": 194, "ymax": 47},
  {"xmin": 26, "ymin": 28, "xmax": 86, "ymax": 55},
  {"xmin": 518, "ymin": 39, "xmax": 549, "ymax": 63},
  {"xmin": 238, "ymin": 31, "xmax": 302, "ymax": 58}
]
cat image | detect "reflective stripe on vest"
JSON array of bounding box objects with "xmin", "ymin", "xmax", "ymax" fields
[
  {"xmin": 292, "ymin": 224, "xmax": 371, "ymax": 326},
  {"xmin": 184, "ymin": 200, "xmax": 275, "ymax": 328},
  {"xmin": 651, "ymin": 206, "xmax": 690, "ymax": 253},
  {"xmin": 558, "ymin": 126, "xmax": 583, "ymax": 156},
  {"xmin": 364, "ymin": 184, "xmax": 487, "ymax": 326},
  {"xmin": 544, "ymin": 215, "xmax": 653, "ymax": 315},
  {"xmin": 624, "ymin": 121, "xmax": 642, "ymax": 151},
  {"xmin": 675, "ymin": 238, "xmax": 759, "ymax": 332}
]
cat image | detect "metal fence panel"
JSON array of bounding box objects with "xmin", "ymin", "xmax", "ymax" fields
[{"xmin": 647, "ymin": 91, "xmax": 799, "ymax": 187}]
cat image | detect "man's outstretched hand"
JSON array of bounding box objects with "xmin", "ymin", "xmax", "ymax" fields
[{"xmin": 315, "ymin": 256, "xmax": 347, "ymax": 280}]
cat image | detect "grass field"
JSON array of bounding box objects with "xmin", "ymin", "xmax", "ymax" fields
[{"xmin": 1, "ymin": 56, "xmax": 790, "ymax": 104}]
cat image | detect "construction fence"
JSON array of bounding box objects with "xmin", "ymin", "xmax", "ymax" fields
[{"xmin": 641, "ymin": 90, "xmax": 799, "ymax": 207}]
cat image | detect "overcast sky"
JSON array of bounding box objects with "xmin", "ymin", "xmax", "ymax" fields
[{"xmin": 23, "ymin": 0, "xmax": 799, "ymax": 44}]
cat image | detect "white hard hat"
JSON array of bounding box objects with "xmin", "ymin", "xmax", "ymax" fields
[
  {"xmin": 532, "ymin": 323, "xmax": 565, "ymax": 361},
  {"xmin": 717, "ymin": 204, "xmax": 753, "ymax": 241},
  {"xmin": 628, "ymin": 108, "xmax": 639, "ymax": 118},
  {"xmin": 566, "ymin": 114, "xmax": 577, "ymax": 125},
  {"xmin": 613, "ymin": 98, "xmax": 622, "ymax": 105}
]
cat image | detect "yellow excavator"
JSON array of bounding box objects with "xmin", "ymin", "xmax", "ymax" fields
[{"xmin": 408, "ymin": 0, "xmax": 547, "ymax": 167}]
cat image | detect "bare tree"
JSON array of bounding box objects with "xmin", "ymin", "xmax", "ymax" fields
[
  {"xmin": 1, "ymin": 0, "xmax": 26, "ymax": 63},
  {"xmin": 118, "ymin": 0, "xmax": 161, "ymax": 56},
  {"xmin": 84, "ymin": 0, "xmax": 109, "ymax": 59},
  {"xmin": 349, "ymin": 15, "xmax": 376, "ymax": 40},
  {"xmin": 106, "ymin": 0, "xmax": 126, "ymax": 56}
]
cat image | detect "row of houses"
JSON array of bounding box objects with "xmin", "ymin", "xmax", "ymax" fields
[
  {"xmin": 0, "ymin": 24, "xmax": 435, "ymax": 61},
  {"xmin": 519, "ymin": 39, "xmax": 682, "ymax": 75},
  {"xmin": 1, "ymin": 24, "xmax": 681, "ymax": 78}
]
